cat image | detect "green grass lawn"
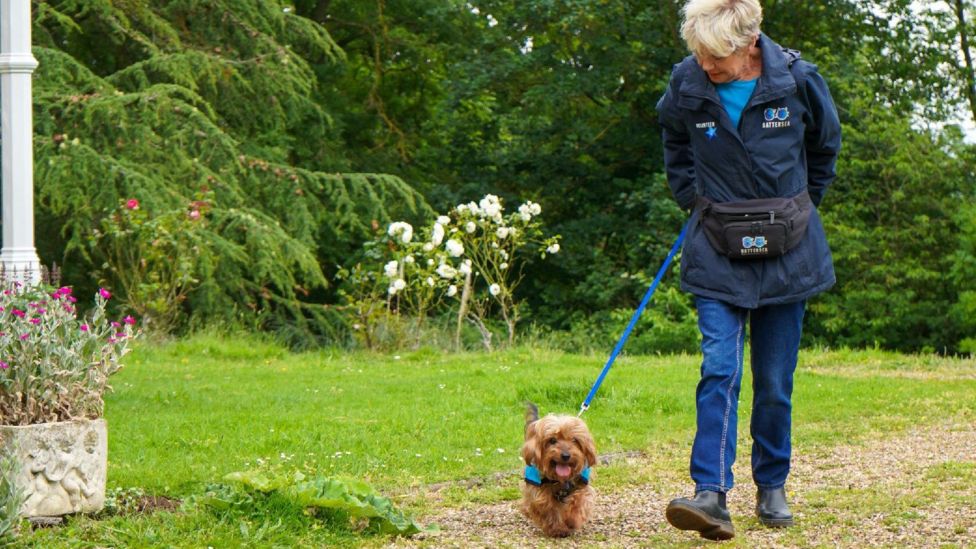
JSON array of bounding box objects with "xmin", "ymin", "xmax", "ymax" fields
[{"xmin": 14, "ymin": 334, "xmax": 976, "ymax": 547}]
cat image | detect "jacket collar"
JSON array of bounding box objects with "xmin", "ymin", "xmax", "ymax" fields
[{"xmin": 677, "ymin": 33, "xmax": 797, "ymax": 105}]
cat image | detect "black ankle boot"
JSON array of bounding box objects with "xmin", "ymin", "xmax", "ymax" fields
[
  {"xmin": 756, "ymin": 487, "xmax": 794, "ymax": 527},
  {"xmin": 666, "ymin": 490, "xmax": 734, "ymax": 540}
]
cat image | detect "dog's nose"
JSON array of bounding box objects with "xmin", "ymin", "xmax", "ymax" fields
[{"xmin": 560, "ymin": 451, "xmax": 571, "ymax": 462}]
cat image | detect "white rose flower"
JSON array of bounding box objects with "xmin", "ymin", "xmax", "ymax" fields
[
  {"xmin": 436, "ymin": 215, "xmax": 451, "ymax": 225},
  {"xmin": 393, "ymin": 279, "xmax": 406, "ymax": 290},
  {"xmin": 530, "ymin": 202, "xmax": 541, "ymax": 215},
  {"xmin": 423, "ymin": 243, "xmax": 434, "ymax": 252},
  {"xmin": 499, "ymin": 249, "xmax": 509, "ymax": 260},
  {"xmin": 500, "ymin": 262, "xmax": 508, "ymax": 270},
  {"xmin": 496, "ymin": 227, "xmax": 510, "ymax": 239},
  {"xmin": 436, "ymin": 264, "xmax": 457, "ymax": 279},
  {"xmin": 383, "ymin": 260, "xmax": 399, "ymax": 278},
  {"xmin": 446, "ymin": 285, "xmax": 458, "ymax": 297},
  {"xmin": 427, "ymin": 258, "xmax": 435, "ymax": 266},
  {"xmin": 431, "ymin": 223, "xmax": 445, "ymax": 246},
  {"xmin": 547, "ymin": 243, "xmax": 560, "ymax": 254},
  {"xmin": 388, "ymin": 285, "xmax": 398, "ymax": 295},
  {"xmin": 445, "ymin": 239, "xmax": 464, "ymax": 257},
  {"xmin": 459, "ymin": 259, "xmax": 472, "ymax": 275},
  {"xmin": 489, "ymin": 283, "xmax": 501, "ymax": 296},
  {"xmin": 465, "ymin": 221, "xmax": 477, "ymax": 233},
  {"xmin": 426, "ymin": 277, "xmax": 435, "ymax": 287},
  {"xmin": 404, "ymin": 255, "xmax": 415, "ymax": 264},
  {"xmin": 387, "ymin": 221, "xmax": 413, "ymax": 243},
  {"xmin": 477, "ymin": 195, "xmax": 501, "ymax": 218},
  {"xmin": 457, "ymin": 204, "xmax": 468, "ymax": 213}
]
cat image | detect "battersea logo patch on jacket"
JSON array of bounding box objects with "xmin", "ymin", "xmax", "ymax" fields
[{"xmin": 763, "ymin": 107, "xmax": 790, "ymax": 128}]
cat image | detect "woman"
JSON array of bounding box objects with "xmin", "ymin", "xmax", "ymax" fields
[{"xmin": 655, "ymin": 0, "xmax": 841, "ymax": 541}]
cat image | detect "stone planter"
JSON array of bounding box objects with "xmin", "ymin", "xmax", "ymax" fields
[{"xmin": 0, "ymin": 419, "xmax": 107, "ymax": 517}]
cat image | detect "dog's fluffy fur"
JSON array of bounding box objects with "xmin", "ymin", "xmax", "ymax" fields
[{"xmin": 520, "ymin": 403, "xmax": 597, "ymax": 537}]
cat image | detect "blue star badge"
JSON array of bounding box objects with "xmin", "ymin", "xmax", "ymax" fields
[{"xmin": 705, "ymin": 127, "xmax": 717, "ymax": 140}]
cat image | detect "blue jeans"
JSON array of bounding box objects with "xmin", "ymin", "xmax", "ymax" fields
[{"xmin": 691, "ymin": 297, "xmax": 805, "ymax": 493}]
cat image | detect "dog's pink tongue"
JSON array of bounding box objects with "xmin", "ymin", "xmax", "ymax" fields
[{"xmin": 556, "ymin": 464, "xmax": 572, "ymax": 479}]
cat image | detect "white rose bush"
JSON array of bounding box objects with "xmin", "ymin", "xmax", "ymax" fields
[{"xmin": 335, "ymin": 194, "xmax": 559, "ymax": 350}]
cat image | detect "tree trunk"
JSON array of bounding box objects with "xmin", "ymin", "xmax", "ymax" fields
[
  {"xmin": 955, "ymin": 0, "xmax": 976, "ymax": 122},
  {"xmin": 455, "ymin": 272, "xmax": 472, "ymax": 351}
]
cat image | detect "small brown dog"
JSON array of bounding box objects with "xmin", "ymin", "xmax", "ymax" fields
[{"xmin": 520, "ymin": 402, "xmax": 597, "ymax": 537}]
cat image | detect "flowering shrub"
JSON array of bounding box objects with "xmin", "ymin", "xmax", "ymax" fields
[
  {"xmin": 89, "ymin": 197, "xmax": 209, "ymax": 334},
  {"xmin": 338, "ymin": 194, "xmax": 559, "ymax": 350},
  {"xmin": 0, "ymin": 283, "xmax": 137, "ymax": 426},
  {"xmin": 445, "ymin": 195, "xmax": 559, "ymax": 348}
]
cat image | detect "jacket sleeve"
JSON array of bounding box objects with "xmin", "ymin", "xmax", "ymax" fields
[
  {"xmin": 656, "ymin": 76, "xmax": 697, "ymax": 211},
  {"xmin": 798, "ymin": 65, "xmax": 842, "ymax": 207}
]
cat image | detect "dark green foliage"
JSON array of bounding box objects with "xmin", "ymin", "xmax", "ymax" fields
[
  {"xmin": 810, "ymin": 111, "xmax": 973, "ymax": 352},
  {"xmin": 24, "ymin": 0, "xmax": 976, "ymax": 352},
  {"xmin": 32, "ymin": 0, "xmax": 429, "ymax": 344}
]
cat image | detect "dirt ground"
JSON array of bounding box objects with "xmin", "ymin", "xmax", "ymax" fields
[{"xmin": 388, "ymin": 418, "xmax": 976, "ymax": 548}]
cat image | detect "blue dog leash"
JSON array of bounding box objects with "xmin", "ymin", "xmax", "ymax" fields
[{"xmin": 578, "ymin": 220, "xmax": 689, "ymax": 417}]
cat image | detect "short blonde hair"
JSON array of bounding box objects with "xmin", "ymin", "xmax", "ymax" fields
[{"xmin": 681, "ymin": 0, "xmax": 763, "ymax": 58}]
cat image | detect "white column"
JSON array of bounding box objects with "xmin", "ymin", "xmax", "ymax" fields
[{"xmin": 0, "ymin": 0, "xmax": 41, "ymax": 283}]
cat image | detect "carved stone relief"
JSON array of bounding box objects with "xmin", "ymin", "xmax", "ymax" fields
[{"xmin": 0, "ymin": 419, "xmax": 107, "ymax": 517}]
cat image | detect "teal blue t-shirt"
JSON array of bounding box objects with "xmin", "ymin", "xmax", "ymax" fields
[{"xmin": 715, "ymin": 78, "xmax": 757, "ymax": 129}]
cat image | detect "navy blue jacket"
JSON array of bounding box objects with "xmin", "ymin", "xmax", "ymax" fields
[{"xmin": 656, "ymin": 34, "xmax": 842, "ymax": 309}]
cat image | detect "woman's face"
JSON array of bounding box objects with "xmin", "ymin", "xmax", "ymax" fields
[{"xmin": 695, "ymin": 47, "xmax": 753, "ymax": 84}]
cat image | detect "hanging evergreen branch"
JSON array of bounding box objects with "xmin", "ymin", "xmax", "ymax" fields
[{"xmin": 30, "ymin": 1, "xmax": 429, "ymax": 345}]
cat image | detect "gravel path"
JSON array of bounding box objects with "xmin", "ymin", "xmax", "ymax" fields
[{"xmin": 388, "ymin": 419, "xmax": 976, "ymax": 548}]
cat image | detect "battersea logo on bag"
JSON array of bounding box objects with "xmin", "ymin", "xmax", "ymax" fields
[{"xmin": 741, "ymin": 235, "xmax": 768, "ymax": 255}]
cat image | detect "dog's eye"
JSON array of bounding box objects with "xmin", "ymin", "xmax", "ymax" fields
[{"xmin": 547, "ymin": 437, "xmax": 558, "ymax": 446}]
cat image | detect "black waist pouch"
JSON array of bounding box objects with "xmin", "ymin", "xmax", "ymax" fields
[{"xmin": 697, "ymin": 191, "xmax": 813, "ymax": 259}]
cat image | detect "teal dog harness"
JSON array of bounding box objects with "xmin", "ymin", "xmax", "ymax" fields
[{"xmin": 524, "ymin": 464, "xmax": 591, "ymax": 502}]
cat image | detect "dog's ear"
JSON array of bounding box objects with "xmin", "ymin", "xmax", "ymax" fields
[
  {"xmin": 521, "ymin": 419, "xmax": 543, "ymax": 466},
  {"xmin": 579, "ymin": 428, "xmax": 598, "ymax": 468},
  {"xmin": 573, "ymin": 420, "xmax": 597, "ymax": 467}
]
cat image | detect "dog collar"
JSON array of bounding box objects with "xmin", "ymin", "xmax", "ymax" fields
[{"xmin": 524, "ymin": 464, "xmax": 591, "ymax": 487}]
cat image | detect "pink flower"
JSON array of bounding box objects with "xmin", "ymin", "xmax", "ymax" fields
[
  {"xmin": 123, "ymin": 316, "xmax": 136, "ymax": 325},
  {"xmin": 99, "ymin": 288, "xmax": 112, "ymax": 300},
  {"xmin": 188, "ymin": 210, "xmax": 201, "ymax": 221},
  {"xmin": 111, "ymin": 321, "xmax": 121, "ymax": 328},
  {"xmin": 29, "ymin": 318, "xmax": 40, "ymax": 325},
  {"xmin": 36, "ymin": 308, "xmax": 46, "ymax": 315},
  {"xmin": 68, "ymin": 296, "xmax": 77, "ymax": 303},
  {"xmin": 126, "ymin": 198, "xmax": 140, "ymax": 210},
  {"xmin": 52, "ymin": 286, "xmax": 73, "ymax": 299},
  {"xmin": 0, "ymin": 361, "xmax": 7, "ymax": 369},
  {"xmin": 12, "ymin": 309, "xmax": 25, "ymax": 318},
  {"xmin": 108, "ymin": 337, "xmax": 117, "ymax": 344},
  {"xmin": 19, "ymin": 334, "xmax": 28, "ymax": 340},
  {"xmin": 80, "ymin": 324, "xmax": 89, "ymax": 332}
]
